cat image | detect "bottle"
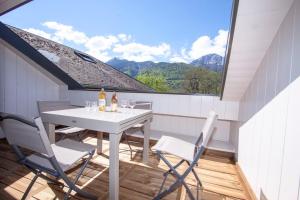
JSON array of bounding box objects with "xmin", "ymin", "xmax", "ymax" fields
[
  {"xmin": 98, "ymin": 88, "xmax": 106, "ymax": 112},
  {"xmin": 111, "ymin": 92, "xmax": 118, "ymax": 112}
]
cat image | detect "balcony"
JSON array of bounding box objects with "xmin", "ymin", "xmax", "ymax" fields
[
  {"xmin": 0, "ymin": 133, "xmax": 251, "ymax": 200},
  {"xmin": 1, "ymin": 0, "xmax": 300, "ymax": 199}
]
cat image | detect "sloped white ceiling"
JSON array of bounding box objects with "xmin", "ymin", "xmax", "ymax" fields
[{"xmin": 222, "ymin": 0, "xmax": 294, "ymax": 100}]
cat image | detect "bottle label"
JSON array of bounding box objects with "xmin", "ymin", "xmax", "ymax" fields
[
  {"xmin": 99, "ymin": 99, "xmax": 106, "ymax": 106},
  {"xmin": 99, "ymin": 99, "xmax": 106, "ymax": 111}
]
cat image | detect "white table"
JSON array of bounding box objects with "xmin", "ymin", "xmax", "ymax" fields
[{"xmin": 41, "ymin": 107, "xmax": 152, "ymax": 200}]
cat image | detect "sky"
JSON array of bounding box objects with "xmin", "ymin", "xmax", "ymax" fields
[{"xmin": 0, "ymin": 0, "xmax": 233, "ymax": 63}]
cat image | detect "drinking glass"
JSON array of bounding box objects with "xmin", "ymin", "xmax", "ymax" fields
[
  {"xmin": 92, "ymin": 101, "xmax": 98, "ymax": 112},
  {"xmin": 128, "ymin": 100, "xmax": 136, "ymax": 109},
  {"xmin": 85, "ymin": 101, "xmax": 91, "ymax": 111},
  {"xmin": 120, "ymin": 99, "xmax": 128, "ymax": 108}
]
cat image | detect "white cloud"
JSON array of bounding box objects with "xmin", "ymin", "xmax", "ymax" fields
[
  {"xmin": 23, "ymin": 21, "xmax": 228, "ymax": 63},
  {"xmin": 169, "ymin": 56, "xmax": 188, "ymax": 63},
  {"xmin": 43, "ymin": 21, "xmax": 89, "ymax": 44},
  {"xmin": 86, "ymin": 49, "xmax": 112, "ymax": 62},
  {"xmin": 113, "ymin": 42, "xmax": 171, "ymax": 62},
  {"xmin": 85, "ymin": 35, "xmax": 119, "ymax": 51},
  {"xmin": 23, "ymin": 28, "xmax": 52, "ymax": 40},
  {"xmin": 187, "ymin": 29, "xmax": 228, "ymax": 60},
  {"xmin": 117, "ymin": 34, "xmax": 132, "ymax": 42}
]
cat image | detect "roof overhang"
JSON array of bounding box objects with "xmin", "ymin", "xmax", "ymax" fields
[
  {"xmin": 0, "ymin": 22, "xmax": 83, "ymax": 89},
  {"xmin": 0, "ymin": 0, "xmax": 31, "ymax": 16},
  {"xmin": 221, "ymin": 0, "xmax": 294, "ymax": 101}
]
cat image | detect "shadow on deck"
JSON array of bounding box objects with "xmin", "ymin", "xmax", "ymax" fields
[{"xmin": 0, "ymin": 133, "xmax": 251, "ymax": 200}]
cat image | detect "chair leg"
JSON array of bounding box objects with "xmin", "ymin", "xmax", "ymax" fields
[
  {"xmin": 182, "ymin": 180, "xmax": 195, "ymax": 200},
  {"xmin": 163, "ymin": 159, "xmax": 185, "ymax": 177},
  {"xmin": 60, "ymin": 134, "xmax": 66, "ymax": 141},
  {"xmin": 154, "ymin": 178, "xmax": 183, "ymax": 200},
  {"xmin": 21, "ymin": 173, "xmax": 39, "ymax": 200},
  {"xmin": 64, "ymin": 153, "xmax": 93, "ymax": 200},
  {"xmin": 186, "ymin": 161, "xmax": 203, "ymax": 187},
  {"xmin": 157, "ymin": 170, "xmax": 170, "ymax": 195},
  {"xmin": 77, "ymin": 130, "xmax": 89, "ymax": 142},
  {"xmin": 154, "ymin": 153, "xmax": 199, "ymax": 200},
  {"xmin": 124, "ymin": 133, "xmax": 133, "ymax": 160}
]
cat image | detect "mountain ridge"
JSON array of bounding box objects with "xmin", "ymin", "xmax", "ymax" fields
[{"xmin": 106, "ymin": 53, "xmax": 224, "ymax": 76}]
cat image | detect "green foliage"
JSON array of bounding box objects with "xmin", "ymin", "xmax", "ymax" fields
[
  {"xmin": 135, "ymin": 66, "xmax": 221, "ymax": 94},
  {"xmin": 136, "ymin": 71, "xmax": 170, "ymax": 92},
  {"xmin": 182, "ymin": 68, "xmax": 221, "ymax": 94}
]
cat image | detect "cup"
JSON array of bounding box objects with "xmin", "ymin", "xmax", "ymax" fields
[
  {"xmin": 92, "ymin": 101, "xmax": 98, "ymax": 112},
  {"xmin": 85, "ymin": 101, "xmax": 91, "ymax": 111}
]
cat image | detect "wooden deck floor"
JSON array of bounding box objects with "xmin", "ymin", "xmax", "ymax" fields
[{"xmin": 0, "ymin": 134, "xmax": 251, "ymax": 200}]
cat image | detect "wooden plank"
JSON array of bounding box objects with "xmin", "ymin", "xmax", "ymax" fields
[{"xmin": 0, "ymin": 136, "xmax": 252, "ymax": 200}]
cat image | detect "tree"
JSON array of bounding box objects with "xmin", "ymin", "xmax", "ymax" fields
[
  {"xmin": 182, "ymin": 68, "xmax": 221, "ymax": 94},
  {"xmin": 136, "ymin": 70, "xmax": 170, "ymax": 92}
]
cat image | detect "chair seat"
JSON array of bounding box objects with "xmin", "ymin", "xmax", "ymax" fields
[
  {"xmin": 27, "ymin": 139, "xmax": 95, "ymax": 172},
  {"xmin": 152, "ymin": 136, "xmax": 195, "ymax": 162},
  {"xmin": 55, "ymin": 127, "xmax": 85, "ymax": 135},
  {"xmin": 124, "ymin": 124, "xmax": 144, "ymax": 136}
]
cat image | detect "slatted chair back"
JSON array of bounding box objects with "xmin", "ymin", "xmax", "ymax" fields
[
  {"xmin": 37, "ymin": 101, "xmax": 75, "ymax": 114},
  {"xmin": 0, "ymin": 113, "xmax": 54, "ymax": 157},
  {"xmin": 194, "ymin": 110, "xmax": 217, "ymax": 156},
  {"xmin": 0, "ymin": 113, "xmax": 97, "ymax": 199},
  {"xmin": 133, "ymin": 101, "xmax": 152, "ymax": 110}
]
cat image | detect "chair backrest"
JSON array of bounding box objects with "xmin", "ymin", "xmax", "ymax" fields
[
  {"xmin": 0, "ymin": 113, "xmax": 54, "ymax": 157},
  {"xmin": 133, "ymin": 101, "xmax": 152, "ymax": 110},
  {"xmin": 37, "ymin": 101, "xmax": 74, "ymax": 114},
  {"xmin": 202, "ymin": 111, "xmax": 218, "ymax": 148}
]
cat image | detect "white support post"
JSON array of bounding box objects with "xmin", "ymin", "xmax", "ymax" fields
[
  {"xmin": 109, "ymin": 132, "xmax": 122, "ymax": 200},
  {"xmin": 143, "ymin": 119, "xmax": 150, "ymax": 163},
  {"xmin": 97, "ymin": 132, "xmax": 103, "ymax": 154}
]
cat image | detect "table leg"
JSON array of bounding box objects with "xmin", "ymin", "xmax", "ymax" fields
[
  {"xmin": 97, "ymin": 132, "xmax": 103, "ymax": 154},
  {"xmin": 109, "ymin": 133, "xmax": 122, "ymax": 200},
  {"xmin": 44, "ymin": 123, "xmax": 55, "ymax": 144},
  {"xmin": 143, "ymin": 119, "xmax": 150, "ymax": 163}
]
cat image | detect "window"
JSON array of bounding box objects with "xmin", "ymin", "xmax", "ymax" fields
[{"xmin": 74, "ymin": 51, "xmax": 97, "ymax": 64}]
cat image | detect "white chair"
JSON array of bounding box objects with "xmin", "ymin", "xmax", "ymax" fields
[
  {"xmin": 152, "ymin": 111, "xmax": 218, "ymax": 200},
  {"xmin": 0, "ymin": 113, "xmax": 97, "ymax": 200},
  {"xmin": 37, "ymin": 101, "xmax": 87, "ymax": 141},
  {"xmin": 123, "ymin": 101, "xmax": 152, "ymax": 159}
]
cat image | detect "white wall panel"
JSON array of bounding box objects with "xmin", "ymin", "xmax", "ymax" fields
[
  {"xmin": 278, "ymin": 77, "xmax": 300, "ymax": 200},
  {"xmin": 16, "ymin": 56, "xmax": 29, "ymax": 117},
  {"xmin": 256, "ymin": 104, "xmax": 273, "ymax": 195},
  {"xmin": 0, "ymin": 42, "xmax": 67, "ymax": 119},
  {"xmin": 265, "ymin": 86, "xmax": 289, "ymax": 200},
  {"xmin": 238, "ymin": 73, "xmax": 300, "ymax": 199},
  {"xmin": 276, "ymin": 6, "xmax": 294, "ymax": 92},
  {"xmin": 69, "ymin": 90, "xmax": 234, "ymax": 144},
  {"xmin": 237, "ymin": 1, "xmax": 300, "ymax": 199},
  {"xmin": 264, "ymin": 34, "xmax": 279, "ymax": 104},
  {"xmin": 291, "ymin": 0, "xmax": 300, "ymax": 82},
  {"xmin": 69, "ymin": 90, "xmax": 239, "ymax": 121},
  {"xmin": 4, "ymin": 47, "xmax": 17, "ymax": 114}
]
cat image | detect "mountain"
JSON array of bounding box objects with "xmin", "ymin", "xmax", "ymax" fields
[
  {"xmin": 190, "ymin": 54, "xmax": 224, "ymax": 72},
  {"xmin": 106, "ymin": 56, "xmax": 222, "ymax": 94},
  {"xmin": 106, "ymin": 58, "xmax": 155, "ymax": 77}
]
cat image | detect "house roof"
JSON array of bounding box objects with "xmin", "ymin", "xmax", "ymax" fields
[
  {"xmin": 0, "ymin": 0, "xmax": 31, "ymax": 16},
  {"xmin": 221, "ymin": 0, "xmax": 294, "ymax": 101},
  {"xmin": 0, "ymin": 22, "xmax": 153, "ymax": 92}
]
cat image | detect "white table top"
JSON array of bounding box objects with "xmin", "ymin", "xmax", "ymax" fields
[{"xmin": 41, "ymin": 107, "xmax": 152, "ymax": 134}]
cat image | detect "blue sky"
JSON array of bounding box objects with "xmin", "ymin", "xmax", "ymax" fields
[{"xmin": 0, "ymin": 0, "xmax": 233, "ymax": 63}]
